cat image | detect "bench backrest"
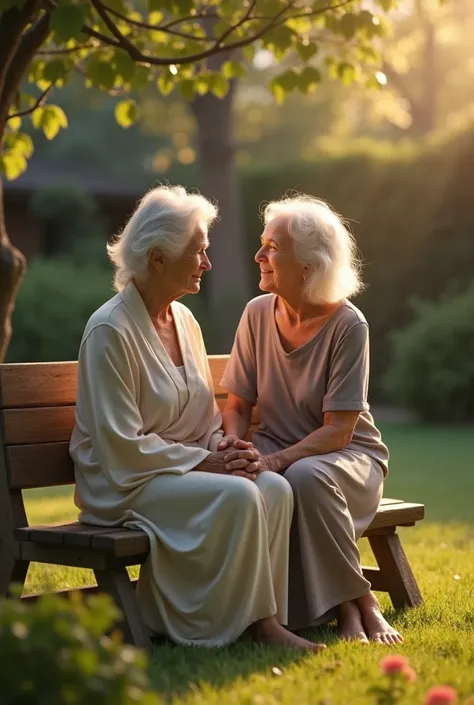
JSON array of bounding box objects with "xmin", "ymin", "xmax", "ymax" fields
[{"xmin": 0, "ymin": 356, "xmax": 260, "ymax": 499}]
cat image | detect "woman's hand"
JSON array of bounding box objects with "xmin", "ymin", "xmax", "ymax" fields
[
  {"xmin": 223, "ymin": 448, "xmax": 281, "ymax": 474},
  {"xmin": 217, "ymin": 434, "xmax": 253, "ymax": 451},
  {"xmin": 195, "ymin": 451, "xmax": 260, "ymax": 481}
]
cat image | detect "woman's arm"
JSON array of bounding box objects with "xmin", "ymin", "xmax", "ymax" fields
[
  {"xmin": 224, "ymin": 410, "xmax": 359, "ymax": 473},
  {"xmin": 217, "ymin": 393, "xmax": 254, "ymax": 450},
  {"xmin": 268, "ymin": 410, "xmax": 359, "ymax": 472}
]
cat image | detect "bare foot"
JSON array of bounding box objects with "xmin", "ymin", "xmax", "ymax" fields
[
  {"xmin": 356, "ymin": 592, "xmax": 403, "ymax": 645},
  {"xmin": 252, "ymin": 616, "xmax": 326, "ymax": 652},
  {"xmin": 338, "ymin": 600, "xmax": 369, "ymax": 643}
]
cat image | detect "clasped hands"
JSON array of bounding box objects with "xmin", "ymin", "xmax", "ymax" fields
[{"xmin": 214, "ymin": 434, "xmax": 275, "ymax": 481}]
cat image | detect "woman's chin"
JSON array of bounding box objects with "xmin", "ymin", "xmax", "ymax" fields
[{"xmin": 259, "ymin": 279, "xmax": 273, "ymax": 293}]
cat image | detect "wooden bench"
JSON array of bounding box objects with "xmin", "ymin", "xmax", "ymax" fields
[{"xmin": 0, "ymin": 356, "xmax": 425, "ymax": 649}]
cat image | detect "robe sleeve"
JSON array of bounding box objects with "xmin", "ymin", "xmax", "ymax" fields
[
  {"xmin": 220, "ymin": 304, "xmax": 258, "ymax": 404},
  {"xmin": 322, "ymin": 322, "xmax": 370, "ymax": 413},
  {"xmin": 76, "ymin": 323, "xmax": 210, "ymax": 488}
]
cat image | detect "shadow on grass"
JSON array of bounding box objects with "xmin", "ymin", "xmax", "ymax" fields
[{"xmin": 148, "ymin": 624, "xmax": 340, "ymax": 700}]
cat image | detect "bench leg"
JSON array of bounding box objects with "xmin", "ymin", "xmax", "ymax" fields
[
  {"xmin": 368, "ymin": 531, "xmax": 423, "ymax": 609},
  {"xmin": 94, "ymin": 567, "xmax": 151, "ymax": 649},
  {"xmin": 0, "ymin": 553, "xmax": 29, "ymax": 597}
]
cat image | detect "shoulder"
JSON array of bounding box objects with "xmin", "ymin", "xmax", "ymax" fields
[
  {"xmin": 82, "ymin": 292, "xmax": 127, "ymax": 341},
  {"xmin": 81, "ymin": 292, "xmax": 139, "ymax": 358},
  {"xmin": 242, "ymin": 294, "xmax": 273, "ymax": 324},
  {"xmin": 332, "ymin": 301, "xmax": 368, "ymax": 336}
]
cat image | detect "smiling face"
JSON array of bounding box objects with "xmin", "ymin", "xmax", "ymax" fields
[
  {"xmin": 154, "ymin": 220, "xmax": 211, "ymax": 298},
  {"xmin": 255, "ymin": 215, "xmax": 308, "ymax": 299}
]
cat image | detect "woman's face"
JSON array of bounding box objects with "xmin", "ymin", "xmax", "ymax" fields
[
  {"xmin": 255, "ymin": 216, "xmax": 307, "ymax": 298},
  {"xmin": 162, "ymin": 221, "xmax": 211, "ymax": 297}
]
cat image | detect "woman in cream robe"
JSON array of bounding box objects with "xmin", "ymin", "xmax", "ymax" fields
[{"xmin": 69, "ymin": 186, "xmax": 317, "ymax": 650}]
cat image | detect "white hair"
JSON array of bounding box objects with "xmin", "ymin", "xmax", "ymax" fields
[
  {"xmin": 263, "ymin": 194, "xmax": 364, "ymax": 304},
  {"xmin": 107, "ymin": 185, "xmax": 218, "ymax": 291}
]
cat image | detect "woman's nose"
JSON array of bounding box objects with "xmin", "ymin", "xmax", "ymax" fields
[
  {"xmin": 255, "ymin": 247, "xmax": 265, "ymax": 263},
  {"xmin": 202, "ymin": 253, "xmax": 212, "ymax": 271}
]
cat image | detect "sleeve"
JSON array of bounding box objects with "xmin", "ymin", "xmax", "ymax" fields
[
  {"xmin": 220, "ymin": 305, "xmax": 258, "ymax": 404},
  {"xmin": 322, "ymin": 322, "xmax": 370, "ymax": 413},
  {"xmin": 76, "ymin": 324, "xmax": 210, "ymax": 488}
]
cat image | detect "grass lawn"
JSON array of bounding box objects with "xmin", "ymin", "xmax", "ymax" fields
[{"xmin": 22, "ymin": 421, "xmax": 474, "ymax": 704}]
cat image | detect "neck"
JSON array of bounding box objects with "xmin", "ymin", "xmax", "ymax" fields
[
  {"xmin": 133, "ymin": 277, "xmax": 176, "ymax": 323},
  {"xmin": 277, "ymin": 294, "xmax": 340, "ymax": 325}
]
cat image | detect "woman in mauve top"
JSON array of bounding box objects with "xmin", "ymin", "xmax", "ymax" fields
[{"xmin": 219, "ymin": 194, "xmax": 402, "ymax": 645}]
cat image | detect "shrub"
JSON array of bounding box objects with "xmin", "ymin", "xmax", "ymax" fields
[
  {"xmin": 29, "ymin": 186, "xmax": 110, "ymax": 267},
  {"xmin": 0, "ymin": 591, "xmax": 160, "ymax": 705},
  {"xmin": 7, "ymin": 259, "xmax": 113, "ymax": 362},
  {"xmin": 384, "ymin": 285, "xmax": 474, "ymax": 422}
]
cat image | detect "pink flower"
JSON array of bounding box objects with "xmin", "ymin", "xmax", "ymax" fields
[
  {"xmin": 424, "ymin": 686, "xmax": 458, "ymax": 705},
  {"xmin": 380, "ymin": 655, "xmax": 410, "ymax": 675},
  {"xmin": 403, "ymin": 666, "xmax": 417, "ymax": 683}
]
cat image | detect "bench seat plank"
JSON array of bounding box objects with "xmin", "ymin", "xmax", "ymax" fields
[{"xmin": 14, "ymin": 499, "xmax": 423, "ymax": 558}]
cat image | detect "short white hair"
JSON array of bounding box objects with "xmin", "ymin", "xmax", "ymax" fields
[
  {"xmin": 263, "ymin": 194, "xmax": 364, "ymax": 304},
  {"xmin": 107, "ymin": 185, "xmax": 218, "ymax": 291}
]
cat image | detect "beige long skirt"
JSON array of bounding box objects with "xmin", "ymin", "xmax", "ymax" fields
[
  {"xmin": 119, "ymin": 470, "xmax": 294, "ymax": 645},
  {"xmin": 254, "ymin": 441, "xmax": 384, "ymax": 631}
]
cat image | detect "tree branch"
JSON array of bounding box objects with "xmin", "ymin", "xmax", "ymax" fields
[
  {"xmin": 37, "ymin": 42, "xmax": 96, "ymax": 55},
  {"xmin": 80, "ymin": 0, "xmax": 296, "ymax": 67},
  {"xmin": 7, "ymin": 82, "xmax": 55, "ymax": 120},
  {"xmin": 0, "ymin": 10, "xmax": 52, "ymax": 133},
  {"xmin": 100, "ymin": 4, "xmax": 212, "ymax": 42},
  {"xmin": 89, "ymin": 0, "xmax": 139, "ymax": 56}
]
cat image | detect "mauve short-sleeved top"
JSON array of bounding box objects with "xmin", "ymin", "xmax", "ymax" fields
[{"xmin": 220, "ymin": 294, "xmax": 389, "ymax": 476}]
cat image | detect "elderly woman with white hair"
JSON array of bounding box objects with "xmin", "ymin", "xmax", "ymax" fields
[
  {"xmin": 219, "ymin": 194, "xmax": 402, "ymax": 645},
  {"xmin": 70, "ymin": 185, "xmax": 324, "ymax": 651}
]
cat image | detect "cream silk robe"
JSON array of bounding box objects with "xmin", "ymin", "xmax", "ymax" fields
[{"xmin": 70, "ymin": 282, "xmax": 293, "ymax": 646}]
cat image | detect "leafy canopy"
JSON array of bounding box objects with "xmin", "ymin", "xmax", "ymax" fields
[{"xmin": 0, "ymin": 0, "xmax": 396, "ymax": 179}]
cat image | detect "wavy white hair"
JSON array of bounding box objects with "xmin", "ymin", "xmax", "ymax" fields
[
  {"xmin": 263, "ymin": 194, "xmax": 364, "ymax": 304},
  {"xmin": 107, "ymin": 185, "xmax": 218, "ymax": 291}
]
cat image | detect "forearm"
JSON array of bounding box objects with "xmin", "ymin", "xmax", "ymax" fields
[
  {"xmin": 222, "ymin": 408, "xmax": 251, "ymax": 440},
  {"xmin": 271, "ymin": 424, "xmax": 351, "ymax": 473}
]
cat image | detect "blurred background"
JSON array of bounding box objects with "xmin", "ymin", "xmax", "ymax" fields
[{"xmin": 5, "ymin": 0, "xmax": 474, "ymax": 425}]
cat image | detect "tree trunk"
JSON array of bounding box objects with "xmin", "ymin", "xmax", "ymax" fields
[
  {"xmin": 191, "ymin": 81, "xmax": 251, "ymax": 353},
  {"xmin": 0, "ymin": 177, "xmax": 26, "ymax": 362}
]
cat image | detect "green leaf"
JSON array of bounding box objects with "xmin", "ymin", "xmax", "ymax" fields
[
  {"xmin": 50, "ymin": 4, "xmax": 87, "ymax": 43},
  {"xmin": 115, "ymin": 99, "xmax": 139, "ymax": 128},
  {"xmin": 221, "ymin": 60, "xmax": 245, "ymax": 80},
  {"xmin": 113, "ymin": 50, "xmax": 136, "ymax": 82},
  {"xmin": 338, "ymin": 13, "xmax": 359, "ymax": 40},
  {"xmin": 157, "ymin": 70, "xmax": 174, "ymax": 96},
  {"xmin": 375, "ymin": 0, "xmax": 397, "ymax": 11},
  {"xmin": 270, "ymin": 82, "xmax": 285, "ymax": 105},
  {"xmin": 208, "ymin": 73, "xmax": 230, "ymax": 98},
  {"xmin": 7, "ymin": 115, "xmax": 22, "ymax": 131},
  {"xmin": 178, "ymin": 78, "xmax": 195, "ymax": 100},
  {"xmin": 262, "ymin": 25, "xmax": 295, "ymax": 58},
  {"xmin": 11, "ymin": 133, "xmax": 34, "ymax": 159},
  {"xmin": 298, "ymin": 66, "xmax": 322, "ymax": 92},
  {"xmin": 42, "ymin": 59, "xmax": 69, "ymax": 83},
  {"xmin": 1, "ymin": 153, "xmax": 27, "ymax": 180},
  {"xmin": 86, "ymin": 57, "xmax": 117, "ymax": 90},
  {"xmin": 32, "ymin": 105, "xmax": 68, "ymax": 140},
  {"xmin": 337, "ymin": 61, "xmax": 357, "ymax": 85},
  {"xmin": 295, "ymin": 41, "xmax": 319, "ymax": 63}
]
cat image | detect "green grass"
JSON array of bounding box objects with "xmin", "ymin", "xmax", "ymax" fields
[{"xmin": 22, "ymin": 422, "xmax": 474, "ymax": 703}]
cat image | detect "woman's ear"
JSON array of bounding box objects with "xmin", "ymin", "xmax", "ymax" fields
[{"xmin": 149, "ymin": 248, "xmax": 164, "ymax": 272}]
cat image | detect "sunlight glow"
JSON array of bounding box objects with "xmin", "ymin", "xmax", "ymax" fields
[{"xmin": 376, "ymin": 71, "xmax": 388, "ymax": 85}]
